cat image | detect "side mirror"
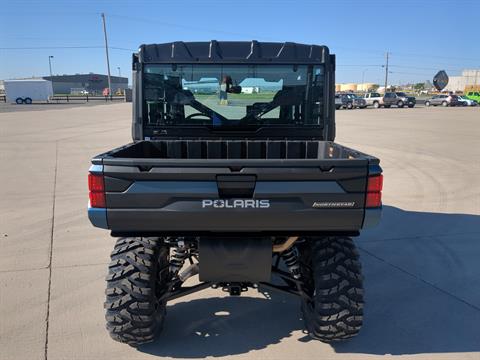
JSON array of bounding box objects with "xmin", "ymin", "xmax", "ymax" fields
[{"xmin": 228, "ymin": 86, "xmax": 242, "ymax": 94}]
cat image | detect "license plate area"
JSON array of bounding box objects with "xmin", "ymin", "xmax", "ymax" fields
[{"xmin": 199, "ymin": 237, "xmax": 272, "ymax": 282}]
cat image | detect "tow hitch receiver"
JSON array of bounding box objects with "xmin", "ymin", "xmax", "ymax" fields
[{"xmin": 199, "ymin": 237, "xmax": 272, "ymax": 282}]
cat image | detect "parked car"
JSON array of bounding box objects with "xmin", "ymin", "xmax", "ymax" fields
[
  {"xmin": 458, "ymin": 96, "xmax": 478, "ymax": 106},
  {"xmin": 382, "ymin": 92, "xmax": 408, "ymax": 108},
  {"xmin": 335, "ymin": 93, "xmax": 354, "ymax": 109},
  {"xmin": 424, "ymin": 94, "xmax": 461, "ymax": 107},
  {"xmin": 363, "ymin": 92, "xmax": 383, "ymax": 108},
  {"xmin": 395, "ymin": 92, "xmax": 416, "ymax": 108},
  {"xmin": 335, "ymin": 94, "xmax": 343, "ymax": 109},
  {"xmin": 465, "ymin": 91, "xmax": 480, "ymax": 104},
  {"xmin": 345, "ymin": 93, "xmax": 367, "ymax": 108}
]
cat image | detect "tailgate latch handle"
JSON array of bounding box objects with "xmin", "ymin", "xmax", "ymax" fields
[{"xmin": 216, "ymin": 175, "xmax": 256, "ymax": 198}]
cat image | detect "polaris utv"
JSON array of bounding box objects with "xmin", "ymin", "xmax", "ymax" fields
[{"xmin": 87, "ymin": 41, "xmax": 383, "ymax": 345}]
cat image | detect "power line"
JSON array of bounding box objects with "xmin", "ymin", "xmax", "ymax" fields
[
  {"xmin": 0, "ymin": 46, "xmax": 104, "ymax": 49},
  {"xmin": 0, "ymin": 46, "xmax": 135, "ymax": 51},
  {"xmin": 107, "ymin": 13, "xmax": 281, "ymax": 41}
]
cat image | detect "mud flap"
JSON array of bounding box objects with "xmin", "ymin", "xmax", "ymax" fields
[{"xmin": 199, "ymin": 237, "xmax": 272, "ymax": 282}]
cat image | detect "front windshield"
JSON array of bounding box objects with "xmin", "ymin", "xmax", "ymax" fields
[{"xmin": 143, "ymin": 64, "xmax": 325, "ymax": 128}]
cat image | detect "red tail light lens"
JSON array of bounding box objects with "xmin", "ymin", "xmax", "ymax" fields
[
  {"xmin": 88, "ymin": 173, "xmax": 104, "ymax": 192},
  {"xmin": 366, "ymin": 174, "xmax": 383, "ymax": 208},
  {"xmin": 88, "ymin": 173, "xmax": 105, "ymax": 208},
  {"xmin": 367, "ymin": 175, "xmax": 383, "ymax": 192},
  {"xmin": 366, "ymin": 192, "xmax": 382, "ymax": 208},
  {"xmin": 89, "ymin": 191, "xmax": 106, "ymax": 208}
]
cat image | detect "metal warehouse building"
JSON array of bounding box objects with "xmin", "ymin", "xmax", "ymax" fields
[
  {"xmin": 443, "ymin": 69, "xmax": 480, "ymax": 92},
  {"xmin": 42, "ymin": 73, "xmax": 128, "ymax": 95}
]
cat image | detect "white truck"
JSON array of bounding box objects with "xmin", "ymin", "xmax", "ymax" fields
[
  {"xmin": 4, "ymin": 79, "xmax": 53, "ymax": 104},
  {"xmin": 363, "ymin": 92, "xmax": 384, "ymax": 108}
]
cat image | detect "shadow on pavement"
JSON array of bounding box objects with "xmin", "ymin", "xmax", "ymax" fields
[
  {"xmin": 140, "ymin": 206, "xmax": 480, "ymax": 357},
  {"xmin": 139, "ymin": 293, "xmax": 303, "ymax": 358},
  {"xmin": 334, "ymin": 205, "xmax": 480, "ymax": 355}
]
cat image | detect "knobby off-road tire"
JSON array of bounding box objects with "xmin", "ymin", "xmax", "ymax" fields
[
  {"xmin": 299, "ymin": 237, "xmax": 364, "ymax": 342},
  {"xmin": 105, "ymin": 237, "xmax": 170, "ymax": 346}
]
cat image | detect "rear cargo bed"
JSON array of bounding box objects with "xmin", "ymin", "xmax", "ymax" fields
[
  {"xmin": 90, "ymin": 140, "xmax": 380, "ymax": 235},
  {"xmin": 101, "ymin": 139, "xmax": 368, "ymax": 161}
]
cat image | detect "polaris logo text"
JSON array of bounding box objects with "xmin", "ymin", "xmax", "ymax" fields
[{"xmin": 202, "ymin": 199, "xmax": 270, "ymax": 209}]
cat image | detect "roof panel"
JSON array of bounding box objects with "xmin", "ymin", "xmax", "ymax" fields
[{"xmin": 139, "ymin": 41, "xmax": 328, "ymax": 64}]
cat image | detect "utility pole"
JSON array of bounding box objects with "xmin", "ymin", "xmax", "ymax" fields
[
  {"xmin": 101, "ymin": 13, "xmax": 112, "ymax": 96},
  {"xmin": 362, "ymin": 69, "xmax": 368, "ymax": 86},
  {"xmin": 48, "ymin": 55, "xmax": 54, "ymax": 78},
  {"xmin": 384, "ymin": 52, "xmax": 389, "ymax": 93}
]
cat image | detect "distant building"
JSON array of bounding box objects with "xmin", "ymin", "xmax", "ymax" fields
[
  {"xmin": 443, "ymin": 69, "xmax": 480, "ymax": 92},
  {"xmin": 336, "ymin": 82, "xmax": 379, "ymax": 92},
  {"xmin": 42, "ymin": 73, "xmax": 128, "ymax": 95}
]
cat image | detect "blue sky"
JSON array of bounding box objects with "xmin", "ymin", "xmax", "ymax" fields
[{"xmin": 1, "ymin": 0, "xmax": 479, "ymax": 85}]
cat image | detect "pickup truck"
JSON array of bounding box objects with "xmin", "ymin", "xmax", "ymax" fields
[
  {"xmin": 363, "ymin": 92, "xmax": 384, "ymax": 108},
  {"xmin": 88, "ymin": 41, "xmax": 383, "ymax": 346}
]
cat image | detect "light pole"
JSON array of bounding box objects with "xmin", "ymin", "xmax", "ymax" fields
[
  {"xmin": 361, "ymin": 68, "xmax": 368, "ymax": 88},
  {"xmin": 117, "ymin": 67, "xmax": 121, "ymax": 77},
  {"xmin": 384, "ymin": 52, "xmax": 389, "ymax": 93},
  {"xmin": 48, "ymin": 55, "xmax": 54, "ymax": 78},
  {"xmin": 101, "ymin": 13, "xmax": 112, "ymax": 96}
]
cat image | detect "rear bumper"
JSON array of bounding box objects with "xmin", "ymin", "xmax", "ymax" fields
[
  {"xmin": 105, "ymin": 208, "xmax": 366, "ymax": 233},
  {"xmin": 88, "ymin": 206, "xmax": 108, "ymax": 229}
]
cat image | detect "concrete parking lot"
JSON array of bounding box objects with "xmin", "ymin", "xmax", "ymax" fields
[{"xmin": 1, "ymin": 104, "xmax": 480, "ymax": 360}]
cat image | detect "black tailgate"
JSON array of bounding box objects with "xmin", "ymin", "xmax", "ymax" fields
[{"xmin": 98, "ymin": 158, "xmax": 369, "ymax": 234}]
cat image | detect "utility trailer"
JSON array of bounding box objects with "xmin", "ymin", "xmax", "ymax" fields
[
  {"xmin": 88, "ymin": 41, "xmax": 383, "ymax": 346},
  {"xmin": 4, "ymin": 79, "xmax": 53, "ymax": 104}
]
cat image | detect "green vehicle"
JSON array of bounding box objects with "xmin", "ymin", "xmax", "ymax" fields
[{"xmin": 465, "ymin": 91, "xmax": 480, "ymax": 103}]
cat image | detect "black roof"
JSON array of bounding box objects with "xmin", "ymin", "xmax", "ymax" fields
[{"xmin": 138, "ymin": 41, "xmax": 330, "ymax": 64}]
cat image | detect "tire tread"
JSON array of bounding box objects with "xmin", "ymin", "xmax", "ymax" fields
[
  {"xmin": 104, "ymin": 237, "xmax": 168, "ymax": 346},
  {"xmin": 301, "ymin": 237, "xmax": 364, "ymax": 342}
]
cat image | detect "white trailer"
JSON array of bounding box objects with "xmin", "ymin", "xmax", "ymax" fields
[{"xmin": 4, "ymin": 79, "xmax": 53, "ymax": 104}]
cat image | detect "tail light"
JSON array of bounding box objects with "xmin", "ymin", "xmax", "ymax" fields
[
  {"xmin": 88, "ymin": 173, "xmax": 105, "ymax": 208},
  {"xmin": 366, "ymin": 174, "xmax": 383, "ymax": 208}
]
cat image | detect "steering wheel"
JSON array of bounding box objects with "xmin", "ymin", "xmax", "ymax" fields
[{"xmin": 185, "ymin": 112, "xmax": 211, "ymax": 120}]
